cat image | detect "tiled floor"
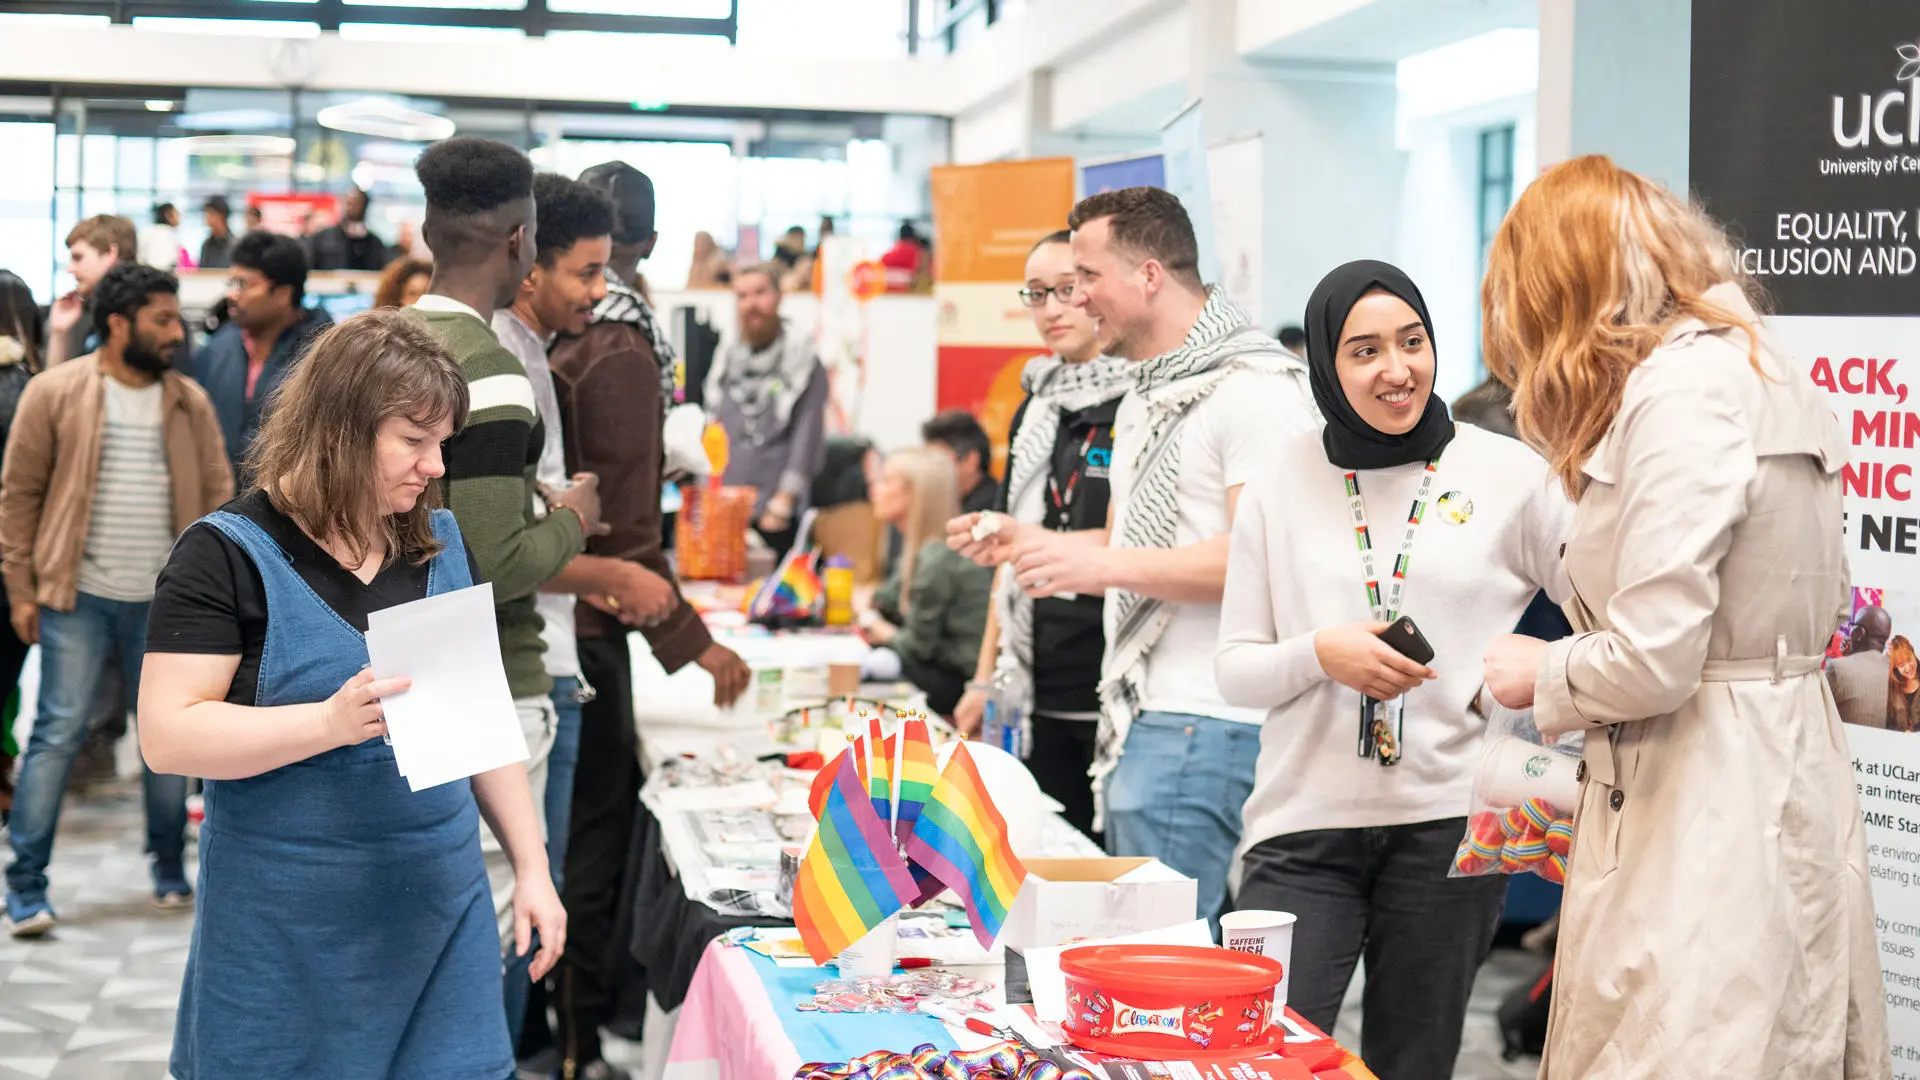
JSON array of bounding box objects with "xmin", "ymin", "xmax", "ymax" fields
[{"xmin": 0, "ymin": 783, "xmax": 1541, "ymax": 1079}]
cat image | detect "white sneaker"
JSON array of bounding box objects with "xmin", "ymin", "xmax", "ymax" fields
[{"xmin": 7, "ymin": 908, "xmax": 55, "ymax": 939}]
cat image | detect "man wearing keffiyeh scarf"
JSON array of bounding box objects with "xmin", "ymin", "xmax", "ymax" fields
[{"xmin": 950, "ymin": 187, "xmax": 1319, "ymax": 925}]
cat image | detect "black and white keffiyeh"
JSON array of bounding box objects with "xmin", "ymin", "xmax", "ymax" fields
[
  {"xmin": 992, "ymin": 353, "xmax": 1134, "ymax": 693},
  {"xmin": 593, "ymin": 269, "xmax": 677, "ymax": 421},
  {"xmin": 703, "ymin": 322, "xmax": 819, "ymax": 447},
  {"xmin": 1092, "ymin": 288, "xmax": 1312, "ymax": 808}
]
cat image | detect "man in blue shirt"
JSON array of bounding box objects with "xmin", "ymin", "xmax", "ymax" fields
[{"xmin": 185, "ymin": 231, "xmax": 331, "ymax": 480}]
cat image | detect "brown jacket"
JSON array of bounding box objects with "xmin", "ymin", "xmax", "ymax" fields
[
  {"xmin": 1, "ymin": 354, "xmax": 233, "ymax": 612},
  {"xmin": 549, "ymin": 319, "xmax": 711, "ymax": 672}
]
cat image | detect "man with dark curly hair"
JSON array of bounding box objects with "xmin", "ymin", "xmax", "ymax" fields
[
  {"xmin": 2, "ymin": 263, "xmax": 230, "ymax": 936},
  {"xmin": 409, "ymin": 137, "xmax": 607, "ymax": 1021}
]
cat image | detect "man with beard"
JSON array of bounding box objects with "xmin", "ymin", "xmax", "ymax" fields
[
  {"xmin": 706, "ymin": 264, "xmax": 828, "ymax": 558},
  {"xmin": 1, "ymin": 264, "xmax": 231, "ymax": 936}
]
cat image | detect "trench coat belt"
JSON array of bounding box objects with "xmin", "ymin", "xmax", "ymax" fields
[
  {"xmin": 1700, "ymin": 635, "xmax": 1824, "ymax": 685},
  {"xmin": 1582, "ymin": 637, "xmax": 1821, "ymax": 791}
]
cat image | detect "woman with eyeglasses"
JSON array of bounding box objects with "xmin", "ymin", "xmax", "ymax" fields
[{"xmin": 946, "ymin": 231, "xmax": 1132, "ymax": 839}]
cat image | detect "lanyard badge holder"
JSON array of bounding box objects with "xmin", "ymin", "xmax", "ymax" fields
[{"xmin": 1345, "ymin": 459, "xmax": 1439, "ymax": 767}]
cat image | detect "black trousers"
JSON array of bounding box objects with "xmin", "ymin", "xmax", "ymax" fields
[
  {"xmin": 1235, "ymin": 817, "xmax": 1505, "ymax": 1080},
  {"xmin": 553, "ymin": 634, "xmax": 641, "ymax": 1070},
  {"xmin": 1026, "ymin": 714, "xmax": 1098, "ymax": 842}
]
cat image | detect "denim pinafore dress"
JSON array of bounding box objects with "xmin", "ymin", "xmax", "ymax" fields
[{"xmin": 170, "ymin": 508, "xmax": 512, "ymax": 1080}]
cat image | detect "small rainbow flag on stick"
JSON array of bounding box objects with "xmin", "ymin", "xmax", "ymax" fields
[
  {"xmin": 793, "ymin": 750, "xmax": 919, "ymax": 965},
  {"xmin": 904, "ymin": 741, "xmax": 1028, "ymax": 949},
  {"xmin": 868, "ymin": 720, "xmax": 895, "ymax": 827},
  {"xmin": 895, "ymin": 718, "xmax": 939, "ymax": 831}
]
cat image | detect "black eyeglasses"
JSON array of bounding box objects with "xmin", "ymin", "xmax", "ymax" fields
[{"xmin": 1018, "ymin": 283, "xmax": 1076, "ymax": 307}]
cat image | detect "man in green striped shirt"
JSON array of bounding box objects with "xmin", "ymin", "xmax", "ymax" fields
[{"xmin": 410, "ymin": 136, "xmax": 607, "ymax": 1013}]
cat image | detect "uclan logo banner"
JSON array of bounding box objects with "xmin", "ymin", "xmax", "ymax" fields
[
  {"xmin": 1691, "ymin": 3, "xmax": 1920, "ymax": 317},
  {"xmin": 1832, "ymin": 42, "xmax": 1920, "ymax": 149}
]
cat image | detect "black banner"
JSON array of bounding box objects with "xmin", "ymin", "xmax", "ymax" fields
[{"xmin": 1690, "ymin": 1, "xmax": 1920, "ymax": 316}]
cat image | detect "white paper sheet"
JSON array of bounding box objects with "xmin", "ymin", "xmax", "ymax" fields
[
  {"xmin": 365, "ymin": 582, "xmax": 529, "ymax": 792},
  {"xmin": 1024, "ymin": 917, "xmax": 1215, "ymax": 1023}
]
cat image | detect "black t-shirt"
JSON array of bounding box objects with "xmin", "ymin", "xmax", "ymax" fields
[
  {"xmin": 145, "ymin": 490, "xmax": 482, "ymax": 706},
  {"xmin": 998, "ymin": 393, "xmax": 1122, "ymax": 716}
]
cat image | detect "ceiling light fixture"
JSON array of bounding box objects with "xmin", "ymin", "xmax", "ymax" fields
[
  {"xmin": 173, "ymin": 134, "xmax": 298, "ymax": 156},
  {"xmin": 316, "ymin": 97, "xmax": 455, "ymax": 142},
  {"xmin": 145, "ymin": 100, "xmax": 176, "ymax": 112}
]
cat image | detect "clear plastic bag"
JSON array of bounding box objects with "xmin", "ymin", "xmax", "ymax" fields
[{"xmin": 1450, "ymin": 700, "xmax": 1584, "ymax": 883}]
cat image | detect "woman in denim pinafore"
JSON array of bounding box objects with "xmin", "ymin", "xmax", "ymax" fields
[{"xmin": 140, "ymin": 311, "xmax": 562, "ymax": 1080}]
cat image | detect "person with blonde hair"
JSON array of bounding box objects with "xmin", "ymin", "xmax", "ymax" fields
[
  {"xmin": 140, "ymin": 309, "xmax": 562, "ymax": 1077},
  {"xmin": 859, "ymin": 445, "xmax": 991, "ymax": 714},
  {"xmin": 1479, "ymin": 155, "xmax": 1888, "ymax": 1078}
]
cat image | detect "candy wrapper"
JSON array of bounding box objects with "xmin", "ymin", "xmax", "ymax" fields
[{"xmin": 1451, "ymin": 700, "xmax": 1584, "ymax": 883}]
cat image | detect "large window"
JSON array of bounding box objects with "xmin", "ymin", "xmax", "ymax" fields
[
  {"xmin": 0, "ymin": 88, "xmax": 936, "ymax": 302},
  {"xmin": 1472, "ymin": 123, "xmax": 1516, "ymax": 378},
  {"xmin": 1476, "ymin": 124, "xmax": 1515, "ymax": 268}
]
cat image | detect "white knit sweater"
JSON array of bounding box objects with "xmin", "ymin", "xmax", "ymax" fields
[{"xmin": 1218, "ymin": 424, "xmax": 1572, "ymax": 848}]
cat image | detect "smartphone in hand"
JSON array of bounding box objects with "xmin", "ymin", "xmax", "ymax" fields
[{"xmin": 1378, "ymin": 615, "xmax": 1436, "ymax": 666}]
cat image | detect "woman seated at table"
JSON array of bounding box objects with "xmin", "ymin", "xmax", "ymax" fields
[
  {"xmin": 139, "ymin": 309, "xmax": 564, "ymax": 1079},
  {"xmin": 858, "ymin": 446, "xmax": 992, "ymax": 714}
]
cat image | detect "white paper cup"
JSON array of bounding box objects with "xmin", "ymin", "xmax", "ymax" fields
[
  {"xmin": 1476, "ymin": 735, "xmax": 1580, "ymax": 813},
  {"xmin": 1219, "ymin": 909, "xmax": 1297, "ymax": 1009},
  {"xmin": 833, "ymin": 912, "xmax": 899, "ymax": 977}
]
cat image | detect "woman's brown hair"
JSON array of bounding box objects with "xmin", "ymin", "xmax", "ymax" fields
[
  {"xmin": 246, "ymin": 308, "xmax": 468, "ymax": 567},
  {"xmin": 372, "ymin": 256, "xmax": 434, "ymax": 309},
  {"xmin": 1481, "ymin": 154, "xmax": 1766, "ymax": 499}
]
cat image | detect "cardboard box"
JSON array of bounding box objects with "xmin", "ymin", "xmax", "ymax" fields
[{"xmin": 1001, "ymin": 857, "xmax": 1198, "ymax": 951}]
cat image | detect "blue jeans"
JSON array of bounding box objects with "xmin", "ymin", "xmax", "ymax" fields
[
  {"xmin": 1104, "ymin": 711, "xmax": 1261, "ymax": 926},
  {"xmin": 543, "ymin": 676, "xmax": 584, "ymax": 892},
  {"xmin": 504, "ymin": 681, "xmax": 578, "ymax": 1048},
  {"xmin": 7, "ymin": 593, "xmax": 188, "ymax": 899}
]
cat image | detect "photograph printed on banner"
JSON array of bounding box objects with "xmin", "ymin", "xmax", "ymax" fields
[{"xmin": 1829, "ymin": 587, "xmax": 1920, "ymax": 733}]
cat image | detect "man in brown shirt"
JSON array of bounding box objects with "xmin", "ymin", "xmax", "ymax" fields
[{"xmin": 541, "ymin": 161, "xmax": 748, "ymax": 1079}]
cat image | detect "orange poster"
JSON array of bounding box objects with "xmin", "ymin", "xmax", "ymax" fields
[{"xmin": 930, "ymin": 158, "xmax": 1076, "ymax": 476}]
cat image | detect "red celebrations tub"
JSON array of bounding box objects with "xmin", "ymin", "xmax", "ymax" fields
[{"xmin": 1058, "ymin": 944, "xmax": 1286, "ymax": 1059}]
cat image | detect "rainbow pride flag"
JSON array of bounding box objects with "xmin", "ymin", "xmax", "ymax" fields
[
  {"xmin": 793, "ymin": 749, "xmax": 919, "ymax": 965},
  {"xmin": 868, "ymin": 719, "xmax": 895, "ymax": 826},
  {"xmin": 895, "ymin": 719, "xmax": 939, "ymax": 831},
  {"xmin": 904, "ymin": 741, "xmax": 1028, "ymax": 949}
]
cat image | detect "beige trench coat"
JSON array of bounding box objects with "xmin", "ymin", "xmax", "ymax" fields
[{"xmin": 1533, "ymin": 285, "xmax": 1890, "ymax": 1079}]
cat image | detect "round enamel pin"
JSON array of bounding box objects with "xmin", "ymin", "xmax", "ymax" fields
[{"xmin": 1436, "ymin": 491, "xmax": 1474, "ymax": 525}]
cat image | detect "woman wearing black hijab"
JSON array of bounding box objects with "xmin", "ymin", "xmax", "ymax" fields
[{"xmin": 1214, "ymin": 261, "xmax": 1572, "ymax": 1079}]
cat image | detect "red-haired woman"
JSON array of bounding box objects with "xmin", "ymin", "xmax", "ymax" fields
[{"xmin": 1480, "ymin": 155, "xmax": 1887, "ymax": 1079}]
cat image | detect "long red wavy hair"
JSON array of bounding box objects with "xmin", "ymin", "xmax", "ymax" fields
[{"xmin": 1481, "ymin": 155, "xmax": 1765, "ymax": 499}]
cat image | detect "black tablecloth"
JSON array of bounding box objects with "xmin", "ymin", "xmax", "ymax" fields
[{"xmin": 620, "ymin": 802, "xmax": 790, "ymax": 1019}]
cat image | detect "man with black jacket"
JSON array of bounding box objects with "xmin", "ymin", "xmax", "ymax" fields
[{"xmin": 307, "ymin": 186, "xmax": 391, "ymax": 271}]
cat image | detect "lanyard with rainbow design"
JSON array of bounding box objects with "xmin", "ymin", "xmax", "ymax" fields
[{"xmin": 1344, "ymin": 456, "xmax": 1441, "ymax": 765}]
